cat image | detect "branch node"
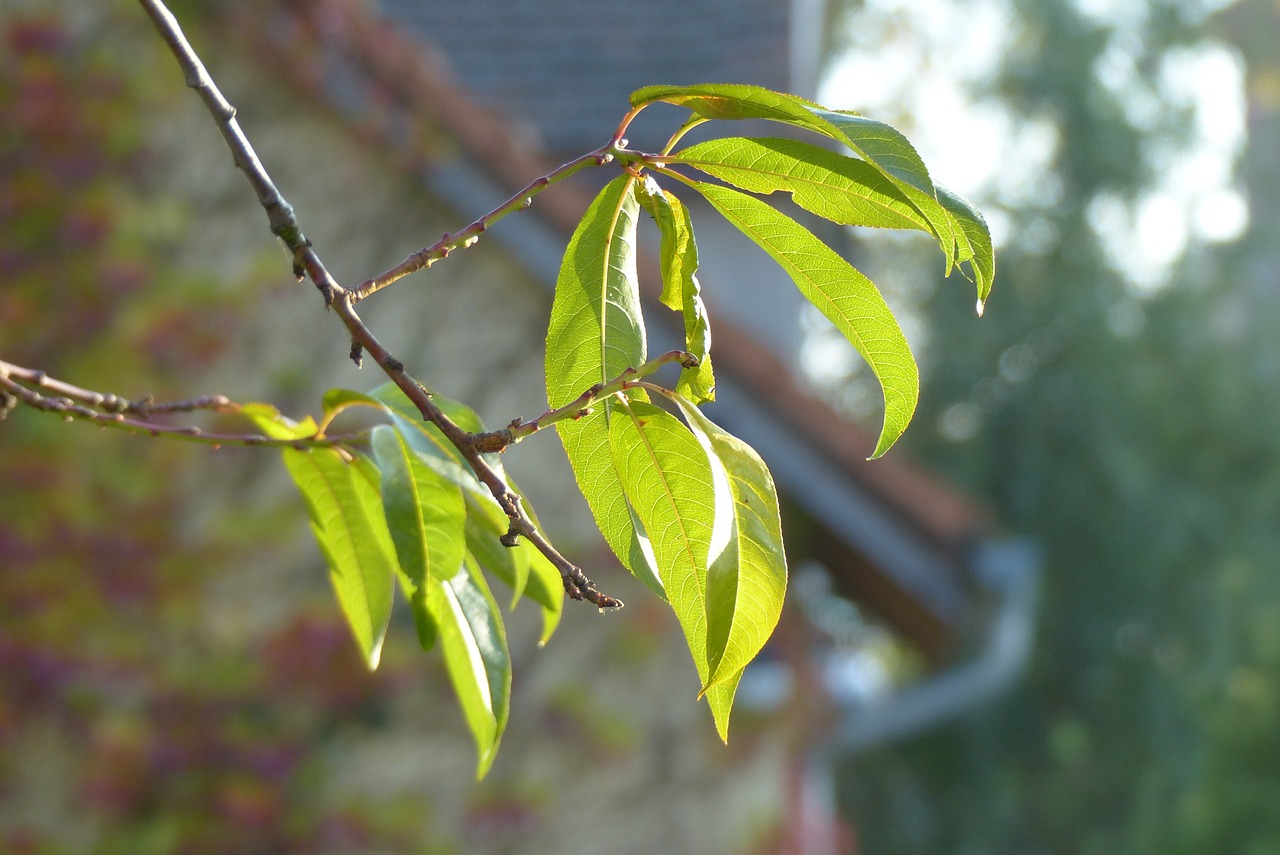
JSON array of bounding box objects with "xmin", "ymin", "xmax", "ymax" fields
[
  {"xmin": 471, "ymin": 429, "xmax": 513, "ymax": 454},
  {"xmin": 560, "ymin": 564, "xmax": 624, "ymax": 610},
  {"xmin": 288, "ymin": 235, "xmax": 313, "ymax": 280}
]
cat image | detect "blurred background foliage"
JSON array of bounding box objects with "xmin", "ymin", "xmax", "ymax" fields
[
  {"xmin": 820, "ymin": 0, "xmax": 1280, "ymax": 850},
  {"xmin": 0, "ymin": 13, "xmax": 440, "ymax": 853}
]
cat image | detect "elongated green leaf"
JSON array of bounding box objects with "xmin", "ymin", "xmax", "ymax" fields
[
  {"xmin": 704, "ymin": 672, "xmax": 744, "ymax": 744},
  {"xmin": 667, "ymin": 394, "xmax": 787, "ymax": 701},
  {"xmin": 609, "ymin": 400, "xmax": 717, "ymax": 686},
  {"xmin": 637, "ymin": 176, "xmax": 715, "ymax": 404},
  {"xmin": 243, "ymin": 404, "xmax": 401, "ymax": 657},
  {"xmin": 632, "ymin": 84, "xmax": 995, "ymax": 281},
  {"xmin": 521, "ymin": 551, "xmax": 564, "ymax": 646},
  {"xmin": 546, "ymin": 175, "xmax": 647, "ymax": 404},
  {"xmin": 672, "ymin": 137, "xmax": 928, "ymax": 233},
  {"xmin": 631, "ymin": 84, "xmax": 935, "ymax": 195},
  {"xmin": 691, "ymin": 180, "xmax": 919, "ymax": 458},
  {"xmin": 367, "ymin": 384, "xmax": 502, "ymax": 477},
  {"xmin": 371, "ymin": 383, "xmax": 543, "ymax": 612},
  {"xmin": 432, "ymin": 559, "xmax": 511, "ymax": 779},
  {"xmin": 372, "ymin": 425, "xmax": 467, "ymax": 649},
  {"xmin": 546, "ymin": 177, "xmax": 666, "ymax": 595},
  {"xmin": 938, "ymin": 184, "xmax": 996, "ymax": 309},
  {"xmin": 241, "ymin": 402, "xmax": 318, "ymax": 441},
  {"xmin": 281, "ymin": 447, "xmax": 395, "ymax": 669}
]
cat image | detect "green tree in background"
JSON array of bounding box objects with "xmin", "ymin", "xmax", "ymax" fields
[{"xmin": 833, "ymin": 0, "xmax": 1280, "ymax": 850}]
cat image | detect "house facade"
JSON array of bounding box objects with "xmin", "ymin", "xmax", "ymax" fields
[{"xmin": 0, "ymin": 1, "xmax": 1034, "ymax": 852}]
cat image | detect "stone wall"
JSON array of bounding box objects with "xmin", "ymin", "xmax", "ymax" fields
[{"xmin": 0, "ymin": 4, "xmax": 799, "ymax": 852}]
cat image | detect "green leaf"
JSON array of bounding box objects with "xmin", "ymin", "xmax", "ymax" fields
[
  {"xmin": 690, "ymin": 180, "xmax": 919, "ymax": 458},
  {"xmin": 372, "ymin": 425, "xmax": 467, "ymax": 650},
  {"xmin": 432, "ymin": 559, "xmax": 511, "ymax": 779},
  {"xmin": 636, "ymin": 176, "xmax": 715, "ymax": 404},
  {"xmin": 371, "ymin": 382, "xmax": 547, "ymax": 613},
  {"xmin": 667, "ymin": 393, "xmax": 787, "ymax": 702},
  {"xmin": 704, "ymin": 672, "xmax": 744, "ymax": 744},
  {"xmin": 321, "ymin": 387, "xmax": 383, "ymax": 418},
  {"xmin": 631, "ymin": 84, "xmax": 935, "ymax": 195},
  {"xmin": 281, "ymin": 447, "xmax": 395, "ymax": 669},
  {"xmin": 546, "ymin": 175, "xmax": 647, "ymax": 405},
  {"xmin": 671, "ymin": 137, "xmax": 928, "ymax": 233},
  {"xmin": 609, "ymin": 400, "xmax": 717, "ymax": 686},
  {"xmin": 520, "ymin": 551, "xmax": 564, "ymax": 646},
  {"xmin": 546, "ymin": 176, "xmax": 666, "ymax": 595},
  {"xmin": 241, "ymin": 402, "xmax": 318, "ymax": 441},
  {"xmin": 938, "ymin": 184, "xmax": 996, "ymax": 309},
  {"xmin": 632, "ymin": 84, "xmax": 991, "ymax": 279}
]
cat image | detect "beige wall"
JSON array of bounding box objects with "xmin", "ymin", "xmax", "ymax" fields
[{"xmin": 1, "ymin": 3, "xmax": 797, "ymax": 852}]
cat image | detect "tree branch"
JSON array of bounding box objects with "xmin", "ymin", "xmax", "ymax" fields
[
  {"xmin": 471, "ymin": 350, "xmax": 699, "ymax": 453},
  {"xmin": 0, "ymin": 360, "xmax": 356, "ymax": 449},
  {"xmin": 137, "ymin": 0, "xmax": 622, "ymax": 609},
  {"xmin": 352, "ymin": 149, "xmax": 615, "ymax": 304}
]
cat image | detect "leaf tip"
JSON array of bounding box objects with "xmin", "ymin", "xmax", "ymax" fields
[{"xmin": 366, "ymin": 638, "xmax": 385, "ymax": 671}]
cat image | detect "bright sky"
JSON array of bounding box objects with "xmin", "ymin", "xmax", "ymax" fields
[{"xmin": 816, "ymin": 0, "xmax": 1249, "ymax": 291}]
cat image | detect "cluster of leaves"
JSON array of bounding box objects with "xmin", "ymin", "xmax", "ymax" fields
[{"xmin": 270, "ymin": 83, "xmax": 993, "ymax": 775}]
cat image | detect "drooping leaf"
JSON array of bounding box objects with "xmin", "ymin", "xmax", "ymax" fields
[
  {"xmin": 371, "ymin": 383, "xmax": 544, "ymax": 612},
  {"xmin": 609, "ymin": 400, "xmax": 717, "ymax": 685},
  {"xmin": 690, "ymin": 180, "xmax": 919, "ymax": 458},
  {"xmin": 667, "ymin": 393, "xmax": 787, "ymax": 704},
  {"xmin": 372, "ymin": 425, "xmax": 467, "ymax": 650},
  {"xmin": 545, "ymin": 176, "xmax": 666, "ymax": 595},
  {"xmin": 520, "ymin": 551, "xmax": 564, "ymax": 646},
  {"xmin": 632, "ymin": 84, "xmax": 986, "ymax": 277},
  {"xmin": 704, "ymin": 671, "xmax": 744, "ymax": 744},
  {"xmin": 938, "ymin": 184, "xmax": 996, "ymax": 309},
  {"xmin": 367, "ymin": 384, "xmax": 502, "ymax": 477},
  {"xmin": 546, "ymin": 175, "xmax": 647, "ymax": 403},
  {"xmin": 636, "ymin": 175, "xmax": 715, "ymax": 404},
  {"xmin": 631, "ymin": 83, "xmax": 936, "ymax": 195},
  {"xmin": 244, "ymin": 405, "xmax": 398, "ymax": 660},
  {"xmin": 432, "ymin": 559, "xmax": 511, "ymax": 779},
  {"xmin": 280, "ymin": 447, "xmax": 396, "ymax": 669},
  {"xmin": 671, "ymin": 137, "xmax": 928, "ymax": 233}
]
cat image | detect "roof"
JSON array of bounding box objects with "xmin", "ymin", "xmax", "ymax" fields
[
  {"xmin": 240, "ymin": 0, "xmax": 996, "ymax": 661},
  {"xmin": 379, "ymin": 0, "xmax": 793, "ymax": 156}
]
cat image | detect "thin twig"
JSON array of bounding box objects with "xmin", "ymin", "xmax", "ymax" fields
[
  {"xmin": 0, "ymin": 362, "xmax": 356, "ymax": 449},
  {"xmin": 138, "ymin": 0, "xmax": 622, "ymax": 609},
  {"xmin": 0, "ymin": 359, "xmax": 230, "ymax": 416},
  {"xmin": 352, "ymin": 149, "xmax": 614, "ymax": 303},
  {"xmin": 471, "ymin": 350, "xmax": 699, "ymax": 453}
]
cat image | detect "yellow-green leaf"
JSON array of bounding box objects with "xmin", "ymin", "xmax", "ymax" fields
[
  {"xmin": 609, "ymin": 400, "xmax": 716, "ymax": 686},
  {"xmin": 372, "ymin": 425, "xmax": 467, "ymax": 650},
  {"xmin": 546, "ymin": 176, "xmax": 666, "ymax": 595},
  {"xmin": 667, "ymin": 393, "xmax": 787, "ymax": 705},
  {"xmin": 637, "ymin": 176, "xmax": 715, "ymax": 403},
  {"xmin": 431, "ymin": 559, "xmax": 511, "ymax": 779},
  {"xmin": 281, "ymin": 447, "xmax": 395, "ymax": 669},
  {"xmin": 691, "ymin": 180, "xmax": 919, "ymax": 458},
  {"xmin": 672, "ymin": 137, "xmax": 928, "ymax": 233}
]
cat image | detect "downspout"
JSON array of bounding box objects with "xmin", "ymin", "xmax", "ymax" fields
[
  {"xmin": 786, "ymin": 537, "xmax": 1039, "ymax": 855},
  {"xmin": 835, "ymin": 537, "xmax": 1040, "ymax": 750}
]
